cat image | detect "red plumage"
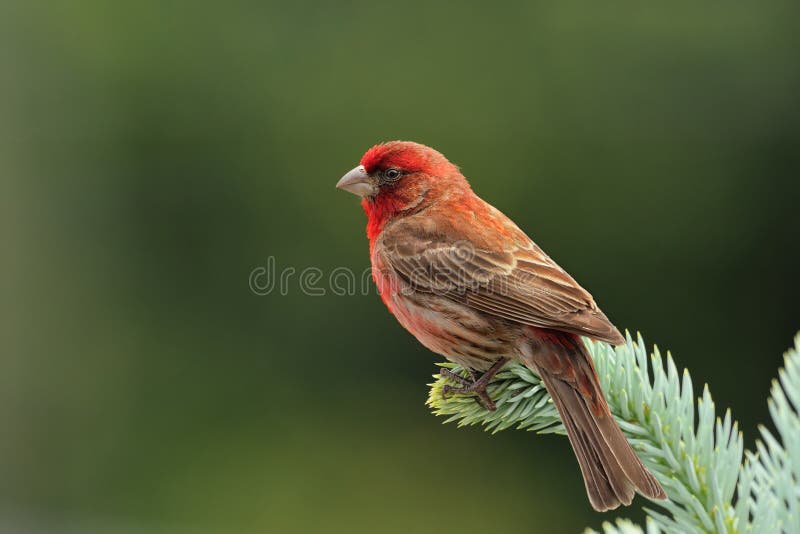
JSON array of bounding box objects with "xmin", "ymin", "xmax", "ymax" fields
[{"xmin": 338, "ymin": 141, "xmax": 666, "ymax": 511}]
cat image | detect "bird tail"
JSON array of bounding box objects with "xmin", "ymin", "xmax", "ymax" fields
[{"xmin": 522, "ymin": 331, "xmax": 666, "ymax": 511}]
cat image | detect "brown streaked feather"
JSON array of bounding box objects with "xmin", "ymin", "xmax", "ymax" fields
[{"xmin": 378, "ymin": 209, "xmax": 625, "ymax": 345}]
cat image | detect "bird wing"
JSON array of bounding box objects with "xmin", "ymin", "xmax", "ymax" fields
[{"xmin": 377, "ymin": 205, "xmax": 624, "ymax": 345}]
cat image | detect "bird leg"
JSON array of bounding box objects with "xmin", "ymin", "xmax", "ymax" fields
[{"xmin": 441, "ymin": 357, "xmax": 508, "ymax": 411}]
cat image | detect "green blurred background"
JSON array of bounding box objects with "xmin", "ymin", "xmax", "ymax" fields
[{"xmin": 3, "ymin": 1, "xmax": 799, "ymax": 532}]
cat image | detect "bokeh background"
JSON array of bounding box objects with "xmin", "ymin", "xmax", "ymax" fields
[{"xmin": 3, "ymin": 1, "xmax": 799, "ymax": 532}]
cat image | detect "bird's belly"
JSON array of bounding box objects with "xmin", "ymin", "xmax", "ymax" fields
[{"xmin": 385, "ymin": 289, "xmax": 513, "ymax": 371}]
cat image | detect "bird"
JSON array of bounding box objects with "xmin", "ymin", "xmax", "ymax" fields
[{"xmin": 336, "ymin": 141, "xmax": 666, "ymax": 511}]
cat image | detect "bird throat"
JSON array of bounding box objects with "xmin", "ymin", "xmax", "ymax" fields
[{"xmin": 362, "ymin": 186, "xmax": 430, "ymax": 243}]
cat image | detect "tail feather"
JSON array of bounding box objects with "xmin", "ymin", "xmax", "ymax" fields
[
  {"xmin": 545, "ymin": 374, "xmax": 638, "ymax": 510},
  {"xmin": 522, "ymin": 332, "xmax": 666, "ymax": 511}
]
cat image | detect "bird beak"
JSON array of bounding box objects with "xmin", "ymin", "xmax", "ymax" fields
[{"xmin": 336, "ymin": 165, "xmax": 377, "ymax": 197}]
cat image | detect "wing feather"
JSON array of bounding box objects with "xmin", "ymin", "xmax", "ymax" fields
[{"xmin": 377, "ymin": 209, "xmax": 624, "ymax": 345}]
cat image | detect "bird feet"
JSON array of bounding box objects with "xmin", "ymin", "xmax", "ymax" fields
[{"xmin": 440, "ymin": 358, "xmax": 508, "ymax": 411}]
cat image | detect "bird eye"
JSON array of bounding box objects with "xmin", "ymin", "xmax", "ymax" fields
[{"xmin": 383, "ymin": 168, "xmax": 401, "ymax": 181}]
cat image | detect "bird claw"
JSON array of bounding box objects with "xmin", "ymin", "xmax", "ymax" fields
[
  {"xmin": 439, "ymin": 358, "xmax": 508, "ymax": 412},
  {"xmin": 440, "ymin": 368, "xmax": 472, "ymax": 387},
  {"xmin": 442, "ymin": 382, "xmax": 497, "ymax": 411}
]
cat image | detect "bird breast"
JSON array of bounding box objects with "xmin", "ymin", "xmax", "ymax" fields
[{"xmin": 372, "ymin": 261, "xmax": 515, "ymax": 371}]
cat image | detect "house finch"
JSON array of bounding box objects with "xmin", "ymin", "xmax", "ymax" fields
[{"xmin": 336, "ymin": 141, "xmax": 666, "ymax": 511}]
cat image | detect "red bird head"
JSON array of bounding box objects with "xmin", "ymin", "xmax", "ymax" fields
[{"xmin": 336, "ymin": 141, "xmax": 470, "ymax": 236}]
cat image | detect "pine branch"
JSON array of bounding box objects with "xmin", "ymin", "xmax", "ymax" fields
[
  {"xmin": 587, "ymin": 518, "xmax": 648, "ymax": 534},
  {"xmin": 427, "ymin": 333, "xmax": 743, "ymax": 533},
  {"xmin": 734, "ymin": 334, "xmax": 800, "ymax": 533}
]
